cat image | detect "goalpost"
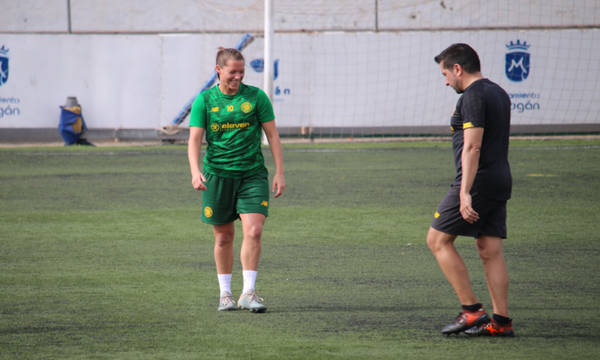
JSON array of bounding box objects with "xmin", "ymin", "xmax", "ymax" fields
[
  {"xmin": 164, "ymin": 1, "xmax": 600, "ymax": 141},
  {"xmin": 262, "ymin": 0, "xmax": 274, "ymax": 145},
  {"xmin": 264, "ymin": 0, "xmax": 274, "ymax": 102},
  {"xmin": 247, "ymin": 1, "xmax": 600, "ymax": 139}
]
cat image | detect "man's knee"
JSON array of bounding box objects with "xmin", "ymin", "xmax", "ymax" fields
[
  {"xmin": 476, "ymin": 236, "xmax": 503, "ymax": 261},
  {"xmin": 427, "ymin": 227, "xmax": 453, "ymax": 253}
]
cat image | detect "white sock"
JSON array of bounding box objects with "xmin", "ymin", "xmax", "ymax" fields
[
  {"xmin": 242, "ymin": 270, "xmax": 257, "ymax": 294},
  {"xmin": 217, "ymin": 273, "xmax": 232, "ymax": 296}
]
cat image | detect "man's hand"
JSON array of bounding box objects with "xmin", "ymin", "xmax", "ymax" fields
[{"xmin": 460, "ymin": 192, "xmax": 479, "ymax": 224}]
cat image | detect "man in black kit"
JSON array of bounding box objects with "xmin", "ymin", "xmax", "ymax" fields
[{"xmin": 427, "ymin": 43, "xmax": 514, "ymax": 337}]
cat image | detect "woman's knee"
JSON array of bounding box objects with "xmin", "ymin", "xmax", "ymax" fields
[
  {"xmin": 244, "ymin": 223, "xmax": 263, "ymax": 241},
  {"xmin": 214, "ymin": 225, "xmax": 234, "ymax": 247}
]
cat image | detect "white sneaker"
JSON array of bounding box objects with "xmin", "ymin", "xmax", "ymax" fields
[
  {"xmin": 217, "ymin": 292, "xmax": 237, "ymax": 311},
  {"xmin": 237, "ymin": 290, "xmax": 267, "ymax": 313}
]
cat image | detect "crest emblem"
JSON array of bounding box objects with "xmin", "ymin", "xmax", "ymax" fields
[
  {"xmin": 210, "ymin": 123, "xmax": 220, "ymax": 132},
  {"xmin": 0, "ymin": 45, "xmax": 9, "ymax": 87},
  {"xmin": 241, "ymin": 101, "xmax": 253, "ymax": 113},
  {"xmin": 505, "ymin": 40, "xmax": 530, "ymax": 82}
]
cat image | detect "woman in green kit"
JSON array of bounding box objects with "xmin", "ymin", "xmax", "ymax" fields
[{"xmin": 187, "ymin": 48, "xmax": 285, "ymax": 313}]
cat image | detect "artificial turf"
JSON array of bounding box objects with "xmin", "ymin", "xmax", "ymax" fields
[{"xmin": 1, "ymin": 139, "xmax": 599, "ymax": 359}]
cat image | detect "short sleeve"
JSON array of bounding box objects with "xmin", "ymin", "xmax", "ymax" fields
[
  {"xmin": 461, "ymin": 91, "xmax": 485, "ymax": 130},
  {"xmin": 255, "ymin": 89, "xmax": 275, "ymax": 123},
  {"xmin": 189, "ymin": 93, "xmax": 207, "ymax": 128}
]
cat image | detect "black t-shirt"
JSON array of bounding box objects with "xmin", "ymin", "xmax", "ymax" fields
[{"xmin": 450, "ymin": 78, "xmax": 512, "ymax": 201}]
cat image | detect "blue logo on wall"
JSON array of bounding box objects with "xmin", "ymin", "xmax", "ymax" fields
[
  {"xmin": 249, "ymin": 58, "xmax": 279, "ymax": 80},
  {"xmin": 0, "ymin": 45, "xmax": 9, "ymax": 87},
  {"xmin": 505, "ymin": 40, "xmax": 530, "ymax": 82}
]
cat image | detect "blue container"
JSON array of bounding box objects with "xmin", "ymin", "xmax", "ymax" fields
[{"xmin": 59, "ymin": 97, "xmax": 87, "ymax": 145}]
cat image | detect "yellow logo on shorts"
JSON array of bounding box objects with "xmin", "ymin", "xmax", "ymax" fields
[
  {"xmin": 434, "ymin": 211, "xmax": 440, "ymax": 219},
  {"xmin": 241, "ymin": 102, "xmax": 253, "ymax": 113},
  {"xmin": 260, "ymin": 200, "xmax": 268, "ymax": 207},
  {"xmin": 204, "ymin": 206, "xmax": 213, "ymax": 218},
  {"xmin": 210, "ymin": 123, "xmax": 220, "ymax": 132}
]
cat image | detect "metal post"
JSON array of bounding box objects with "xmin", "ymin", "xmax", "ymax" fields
[
  {"xmin": 264, "ymin": 0, "xmax": 274, "ymax": 100},
  {"xmin": 263, "ymin": 0, "xmax": 274, "ymax": 144}
]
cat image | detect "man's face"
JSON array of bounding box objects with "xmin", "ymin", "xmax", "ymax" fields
[
  {"xmin": 440, "ymin": 62, "xmax": 463, "ymax": 94},
  {"xmin": 217, "ymin": 59, "xmax": 245, "ymax": 94}
]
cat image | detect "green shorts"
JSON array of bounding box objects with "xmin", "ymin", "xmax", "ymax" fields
[{"xmin": 201, "ymin": 169, "xmax": 270, "ymax": 225}]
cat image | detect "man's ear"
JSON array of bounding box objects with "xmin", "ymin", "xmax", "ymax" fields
[{"xmin": 453, "ymin": 63, "xmax": 462, "ymax": 76}]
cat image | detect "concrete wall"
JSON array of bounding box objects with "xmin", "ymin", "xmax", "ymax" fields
[
  {"xmin": 378, "ymin": 0, "xmax": 600, "ymax": 29},
  {"xmin": 0, "ymin": 0, "xmax": 68, "ymax": 32},
  {"xmin": 4, "ymin": 1, "xmax": 599, "ymax": 33}
]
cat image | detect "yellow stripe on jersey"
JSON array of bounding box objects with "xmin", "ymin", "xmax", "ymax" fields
[{"xmin": 463, "ymin": 122, "xmax": 474, "ymax": 129}]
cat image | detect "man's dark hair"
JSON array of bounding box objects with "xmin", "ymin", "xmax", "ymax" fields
[{"xmin": 434, "ymin": 43, "xmax": 481, "ymax": 73}]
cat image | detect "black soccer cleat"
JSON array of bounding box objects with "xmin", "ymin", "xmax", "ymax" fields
[
  {"xmin": 465, "ymin": 319, "xmax": 514, "ymax": 337},
  {"xmin": 441, "ymin": 308, "xmax": 490, "ymax": 335}
]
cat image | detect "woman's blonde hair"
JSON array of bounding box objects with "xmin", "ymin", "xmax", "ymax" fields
[{"xmin": 216, "ymin": 47, "xmax": 245, "ymax": 67}]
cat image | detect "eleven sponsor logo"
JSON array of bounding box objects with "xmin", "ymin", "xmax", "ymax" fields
[{"xmin": 210, "ymin": 121, "xmax": 250, "ymax": 132}]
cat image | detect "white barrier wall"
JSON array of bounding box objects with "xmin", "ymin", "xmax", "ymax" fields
[
  {"xmin": 1, "ymin": 29, "xmax": 599, "ymax": 129},
  {"xmin": 262, "ymin": 30, "xmax": 600, "ymax": 128},
  {"xmin": 1, "ymin": 1, "xmax": 599, "ymax": 132},
  {"xmin": 0, "ymin": 34, "xmax": 162, "ymax": 129}
]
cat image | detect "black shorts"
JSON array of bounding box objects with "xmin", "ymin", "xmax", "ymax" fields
[{"xmin": 431, "ymin": 186, "xmax": 507, "ymax": 239}]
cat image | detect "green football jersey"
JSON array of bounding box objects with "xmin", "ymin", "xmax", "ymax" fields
[{"xmin": 189, "ymin": 83, "xmax": 275, "ymax": 178}]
